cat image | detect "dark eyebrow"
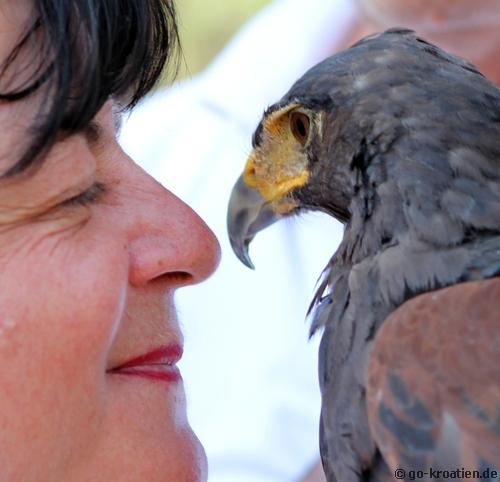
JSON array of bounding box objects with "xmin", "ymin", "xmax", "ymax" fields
[
  {"xmin": 85, "ymin": 111, "xmax": 123, "ymax": 144},
  {"xmin": 85, "ymin": 121, "xmax": 103, "ymax": 144}
]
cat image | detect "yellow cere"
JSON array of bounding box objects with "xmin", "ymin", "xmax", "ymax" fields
[{"xmin": 243, "ymin": 103, "xmax": 310, "ymax": 202}]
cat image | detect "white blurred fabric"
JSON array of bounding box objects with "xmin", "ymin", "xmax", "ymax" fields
[{"xmin": 120, "ymin": 0, "xmax": 356, "ymax": 480}]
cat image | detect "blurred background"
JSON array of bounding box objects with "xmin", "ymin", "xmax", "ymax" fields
[{"xmin": 173, "ymin": 0, "xmax": 271, "ymax": 79}]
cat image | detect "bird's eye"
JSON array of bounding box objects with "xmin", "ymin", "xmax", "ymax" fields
[{"xmin": 290, "ymin": 111, "xmax": 310, "ymax": 146}]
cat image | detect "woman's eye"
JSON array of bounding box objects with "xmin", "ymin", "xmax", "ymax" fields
[{"xmin": 62, "ymin": 181, "xmax": 107, "ymax": 207}]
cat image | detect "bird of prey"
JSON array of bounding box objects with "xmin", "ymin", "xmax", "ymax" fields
[{"xmin": 227, "ymin": 29, "xmax": 500, "ymax": 482}]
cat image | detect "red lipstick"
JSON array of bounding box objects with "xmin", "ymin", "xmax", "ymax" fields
[{"xmin": 112, "ymin": 344, "xmax": 183, "ymax": 383}]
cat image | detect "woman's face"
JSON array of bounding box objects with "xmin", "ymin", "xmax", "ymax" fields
[{"xmin": 0, "ymin": 4, "xmax": 219, "ymax": 482}]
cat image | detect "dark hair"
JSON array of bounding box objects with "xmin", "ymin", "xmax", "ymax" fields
[{"xmin": 0, "ymin": 0, "xmax": 179, "ymax": 177}]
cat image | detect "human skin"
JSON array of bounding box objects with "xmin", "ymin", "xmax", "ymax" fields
[{"xmin": 0, "ymin": 3, "xmax": 220, "ymax": 481}]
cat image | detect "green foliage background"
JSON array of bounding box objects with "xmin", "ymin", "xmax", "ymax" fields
[{"xmin": 172, "ymin": 0, "xmax": 271, "ymax": 80}]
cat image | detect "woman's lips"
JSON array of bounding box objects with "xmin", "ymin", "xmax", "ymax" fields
[{"xmin": 111, "ymin": 344, "xmax": 183, "ymax": 383}]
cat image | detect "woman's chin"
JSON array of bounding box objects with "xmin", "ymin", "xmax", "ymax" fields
[{"xmin": 85, "ymin": 377, "xmax": 208, "ymax": 481}]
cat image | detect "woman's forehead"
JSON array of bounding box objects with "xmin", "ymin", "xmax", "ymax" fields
[{"xmin": 0, "ymin": 1, "xmax": 31, "ymax": 60}]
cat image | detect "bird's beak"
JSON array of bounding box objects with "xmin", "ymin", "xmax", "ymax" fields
[{"xmin": 227, "ymin": 174, "xmax": 282, "ymax": 269}]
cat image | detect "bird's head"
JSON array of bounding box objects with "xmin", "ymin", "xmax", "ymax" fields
[
  {"xmin": 227, "ymin": 28, "xmax": 490, "ymax": 268},
  {"xmin": 227, "ymin": 33, "xmax": 381, "ymax": 268},
  {"xmin": 227, "ymin": 95, "xmax": 355, "ymax": 268}
]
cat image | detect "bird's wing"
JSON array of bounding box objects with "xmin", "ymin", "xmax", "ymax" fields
[{"xmin": 366, "ymin": 278, "xmax": 500, "ymax": 478}]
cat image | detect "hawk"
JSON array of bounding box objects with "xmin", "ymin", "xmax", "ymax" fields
[{"xmin": 227, "ymin": 29, "xmax": 500, "ymax": 482}]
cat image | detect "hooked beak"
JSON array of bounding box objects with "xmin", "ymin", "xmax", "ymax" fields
[{"xmin": 227, "ymin": 175, "xmax": 282, "ymax": 269}]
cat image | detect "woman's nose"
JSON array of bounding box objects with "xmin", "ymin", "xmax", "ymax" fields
[{"xmin": 124, "ymin": 165, "xmax": 221, "ymax": 287}]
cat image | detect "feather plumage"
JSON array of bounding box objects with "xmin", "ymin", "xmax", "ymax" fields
[{"xmin": 227, "ymin": 28, "xmax": 500, "ymax": 482}]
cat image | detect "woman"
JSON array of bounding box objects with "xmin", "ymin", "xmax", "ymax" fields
[{"xmin": 0, "ymin": 1, "xmax": 219, "ymax": 481}]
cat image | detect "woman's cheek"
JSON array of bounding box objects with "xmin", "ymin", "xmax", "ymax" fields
[{"xmin": 0, "ymin": 221, "xmax": 128, "ymax": 478}]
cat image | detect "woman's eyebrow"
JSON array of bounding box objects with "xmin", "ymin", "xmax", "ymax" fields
[
  {"xmin": 85, "ymin": 121, "xmax": 103, "ymax": 144},
  {"xmin": 85, "ymin": 111, "xmax": 123, "ymax": 144}
]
